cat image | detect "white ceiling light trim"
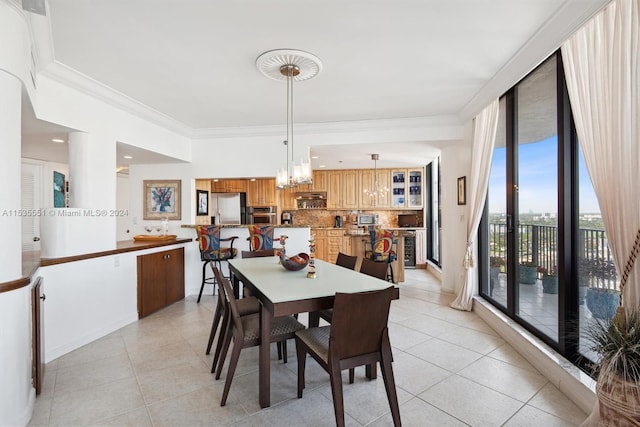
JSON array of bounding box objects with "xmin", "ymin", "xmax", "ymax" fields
[{"xmin": 256, "ymin": 49, "xmax": 323, "ymax": 82}]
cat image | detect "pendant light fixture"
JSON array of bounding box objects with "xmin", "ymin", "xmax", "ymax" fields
[
  {"xmin": 363, "ymin": 154, "xmax": 389, "ymax": 206},
  {"xmin": 256, "ymin": 49, "xmax": 322, "ymax": 188}
]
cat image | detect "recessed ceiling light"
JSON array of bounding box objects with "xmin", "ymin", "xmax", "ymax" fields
[
  {"xmin": 311, "ymin": 156, "xmax": 319, "ymax": 159},
  {"xmin": 123, "ymin": 155, "xmax": 133, "ymax": 159},
  {"xmin": 319, "ymin": 165, "xmax": 326, "ymax": 168},
  {"xmin": 51, "ymin": 138, "xmax": 65, "ymax": 143}
]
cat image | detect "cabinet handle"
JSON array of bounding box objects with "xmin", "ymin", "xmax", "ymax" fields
[{"xmin": 40, "ymin": 294, "xmax": 46, "ymax": 301}]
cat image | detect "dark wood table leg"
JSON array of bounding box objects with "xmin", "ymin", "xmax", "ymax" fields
[
  {"xmin": 231, "ymin": 271, "xmax": 240, "ymax": 299},
  {"xmin": 259, "ymin": 303, "xmax": 271, "ymax": 408},
  {"xmin": 308, "ymin": 311, "xmax": 320, "ymax": 328},
  {"xmin": 365, "ymin": 363, "xmax": 378, "ymax": 380}
]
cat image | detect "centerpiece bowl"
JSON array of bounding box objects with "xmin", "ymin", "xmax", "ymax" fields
[{"xmin": 280, "ymin": 252, "xmax": 309, "ymax": 271}]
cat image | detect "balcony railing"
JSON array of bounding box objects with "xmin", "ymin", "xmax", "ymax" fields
[{"xmin": 488, "ymin": 223, "xmax": 618, "ymax": 291}]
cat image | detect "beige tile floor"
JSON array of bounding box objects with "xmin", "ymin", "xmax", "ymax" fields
[{"xmin": 28, "ymin": 269, "xmax": 587, "ymax": 426}]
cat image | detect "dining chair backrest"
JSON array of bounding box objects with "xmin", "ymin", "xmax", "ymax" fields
[
  {"xmin": 359, "ymin": 258, "xmax": 389, "ymax": 280},
  {"xmin": 248, "ymin": 225, "xmax": 275, "ymax": 251},
  {"xmin": 335, "ymin": 252, "xmax": 358, "ymax": 270},
  {"xmin": 330, "ymin": 287, "xmax": 394, "ymax": 360},
  {"xmin": 212, "ymin": 267, "xmax": 244, "ymax": 337},
  {"xmin": 242, "ymin": 249, "xmax": 277, "ymax": 258}
]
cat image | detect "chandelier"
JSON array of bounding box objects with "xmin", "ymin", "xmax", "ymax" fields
[
  {"xmin": 256, "ymin": 49, "xmax": 322, "ymax": 188},
  {"xmin": 363, "ymin": 154, "xmax": 389, "ymax": 206}
]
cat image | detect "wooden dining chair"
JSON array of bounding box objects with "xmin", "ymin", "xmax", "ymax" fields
[
  {"xmin": 335, "ymin": 252, "xmax": 358, "ymax": 270},
  {"xmin": 295, "ymin": 287, "xmax": 400, "ymax": 427},
  {"xmin": 316, "ymin": 252, "xmax": 359, "ymax": 324},
  {"xmin": 214, "ymin": 269, "xmax": 306, "ymax": 406},
  {"xmin": 359, "ymin": 257, "xmax": 390, "ymax": 280},
  {"xmin": 208, "ymin": 267, "xmax": 286, "ymax": 374},
  {"xmin": 241, "ymin": 248, "xmax": 277, "ymax": 258}
]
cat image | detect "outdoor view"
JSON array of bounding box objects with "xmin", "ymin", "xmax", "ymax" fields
[{"xmin": 484, "ymin": 55, "xmax": 617, "ymax": 356}]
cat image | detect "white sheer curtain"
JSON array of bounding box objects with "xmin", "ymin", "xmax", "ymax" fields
[
  {"xmin": 451, "ymin": 99, "xmax": 499, "ymax": 311},
  {"xmin": 562, "ymin": 0, "xmax": 640, "ymax": 314}
]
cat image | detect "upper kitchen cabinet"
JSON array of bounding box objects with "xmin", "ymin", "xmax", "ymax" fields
[
  {"xmin": 327, "ymin": 170, "xmax": 358, "ymax": 209},
  {"xmin": 311, "ymin": 170, "xmax": 328, "ymax": 192},
  {"xmin": 391, "ymin": 168, "xmax": 423, "ymax": 208},
  {"xmin": 247, "ymin": 178, "xmax": 277, "ymax": 207},
  {"xmin": 211, "ymin": 179, "xmax": 247, "ymax": 193},
  {"xmin": 359, "ymin": 168, "xmax": 391, "ymax": 209},
  {"xmin": 278, "ymin": 186, "xmax": 297, "ymax": 211}
]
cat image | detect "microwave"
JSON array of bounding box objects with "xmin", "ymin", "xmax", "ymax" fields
[{"xmin": 357, "ymin": 213, "xmax": 379, "ymax": 227}]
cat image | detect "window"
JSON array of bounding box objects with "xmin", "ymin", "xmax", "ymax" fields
[{"xmin": 480, "ymin": 51, "xmax": 610, "ymax": 372}]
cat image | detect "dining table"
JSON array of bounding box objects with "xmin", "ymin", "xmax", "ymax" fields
[{"xmin": 228, "ymin": 256, "xmax": 399, "ymax": 408}]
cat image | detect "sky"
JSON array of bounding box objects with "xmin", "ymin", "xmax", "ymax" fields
[{"xmin": 487, "ymin": 136, "xmax": 600, "ymax": 214}]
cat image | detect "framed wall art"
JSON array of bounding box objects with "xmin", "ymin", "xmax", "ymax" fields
[
  {"xmin": 196, "ymin": 189, "xmax": 209, "ymax": 216},
  {"xmin": 144, "ymin": 180, "xmax": 181, "ymax": 220},
  {"xmin": 457, "ymin": 176, "xmax": 466, "ymax": 205}
]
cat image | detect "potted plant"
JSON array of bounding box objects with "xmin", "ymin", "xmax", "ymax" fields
[
  {"xmin": 519, "ymin": 260, "xmax": 538, "ymax": 285},
  {"xmin": 585, "ymin": 258, "xmax": 620, "ymax": 320},
  {"xmin": 537, "ymin": 265, "xmax": 558, "ymax": 294},
  {"xmin": 584, "ymin": 307, "xmax": 640, "ymax": 425}
]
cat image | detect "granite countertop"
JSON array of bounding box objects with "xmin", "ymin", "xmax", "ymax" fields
[{"xmin": 181, "ymin": 224, "xmax": 311, "ymax": 229}]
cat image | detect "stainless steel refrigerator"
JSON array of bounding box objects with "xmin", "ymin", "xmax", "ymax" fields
[{"xmin": 210, "ymin": 193, "xmax": 248, "ymax": 224}]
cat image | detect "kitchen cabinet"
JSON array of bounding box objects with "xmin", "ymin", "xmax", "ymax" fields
[
  {"xmin": 312, "ymin": 228, "xmax": 353, "ymax": 262},
  {"xmin": 311, "ymin": 170, "xmax": 328, "ymax": 192},
  {"xmin": 137, "ymin": 248, "xmax": 185, "ymax": 318},
  {"xmin": 247, "ymin": 178, "xmax": 277, "ymax": 207},
  {"xmin": 415, "ymin": 229, "xmax": 427, "ymax": 266},
  {"xmin": 211, "ymin": 179, "xmax": 247, "ymax": 193},
  {"xmin": 391, "ymin": 168, "xmax": 423, "ymax": 208},
  {"xmin": 327, "ymin": 170, "xmax": 358, "ymax": 209},
  {"xmin": 311, "ymin": 229, "xmax": 327, "ymax": 261},
  {"xmin": 326, "ymin": 229, "xmax": 345, "ymax": 263},
  {"xmin": 278, "ymin": 186, "xmax": 298, "ymax": 211},
  {"xmin": 359, "ymin": 168, "xmax": 391, "ymax": 209}
]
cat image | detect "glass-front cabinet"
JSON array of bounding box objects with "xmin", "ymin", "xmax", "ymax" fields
[{"xmin": 391, "ymin": 168, "xmax": 423, "ymax": 208}]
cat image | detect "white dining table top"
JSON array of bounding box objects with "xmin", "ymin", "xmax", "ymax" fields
[{"xmin": 228, "ymin": 257, "xmax": 394, "ymax": 304}]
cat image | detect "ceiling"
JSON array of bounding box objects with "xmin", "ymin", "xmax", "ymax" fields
[{"xmin": 22, "ymin": 0, "xmax": 608, "ymax": 170}]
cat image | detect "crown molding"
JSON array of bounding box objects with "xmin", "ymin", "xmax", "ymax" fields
[
  {"xmin": 40, "ymin": 61, "xmax": 193, "ymax": 136},
  {"xmin": 191, "ymin": 115, "xmax": 463, "ymax": 140},
  {"xmin": 458, "ymin": 0, "xmax": 612, "ymax": 122}
]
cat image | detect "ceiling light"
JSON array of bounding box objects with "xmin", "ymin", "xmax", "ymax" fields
[
  {"xmin": 363, "ymin": 154, "xmax": 389, "ymax": 207},
  {"xmin": 51, "ymin": 138, "xmax": 65, "ymax": 143},
  {"xmin": 319, "ymin": 165, "xmax": 326, "ymax": 168},
  {"xmin": 123, "ymin": 155, "xmax": 133, "ymax": 159},
  {"xmin": 256, "ymin": 49, "xmax": 322, "ymax": 188},
  {"xmin": 311, "ymin": 156, "xmax": 319, "ymax": 159}
]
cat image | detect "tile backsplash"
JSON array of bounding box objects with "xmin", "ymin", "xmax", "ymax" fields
[{"xmin": 291, "ymin": 209, "xmax": 422, "ymax": 228}]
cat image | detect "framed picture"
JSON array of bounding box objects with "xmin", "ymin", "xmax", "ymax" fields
[
  {"xmin": 53, "ymin": 171, "xmax": 66, "ymax": 208},
  {"xmin": 457, "ymin": 176, "xmax": 466, "ymax": 205},
  {"xmin": 144, "ymin": 180, "xmax": 181, "ymax": 220},
  {"xmin": 196, "ymin": 189, "xmax": 209, "ymax": 216}
]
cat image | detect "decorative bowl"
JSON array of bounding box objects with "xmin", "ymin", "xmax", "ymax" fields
[{"xmin": 280, "ymin": 252, "xmax": 309, "ymax": 271}]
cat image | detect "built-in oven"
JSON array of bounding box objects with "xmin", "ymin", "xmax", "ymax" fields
[{"xmin": 247, "ymin": 206, "xmax": 278, "ymax": 225}]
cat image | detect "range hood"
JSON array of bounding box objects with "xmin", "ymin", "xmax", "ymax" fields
[{"xmin": 295, "ymin": 192, "xmax": 327, "ymax": 200}]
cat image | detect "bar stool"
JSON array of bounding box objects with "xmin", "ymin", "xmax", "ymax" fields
[
  {"xmin": 367, "ymin": 225, "xmax": 397, "ymax": 283},
  {"xmin": 195, "ymin": 225, "xmax": 238, "ymax": 303},
  {"xmin": 247, "ymin": 225, "xmax": 275, "ymax": 251}
]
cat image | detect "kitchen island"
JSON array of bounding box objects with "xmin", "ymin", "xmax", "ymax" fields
[{"xmin": 310, "ymin": 227, "xmax": 415, "ymax": 283}]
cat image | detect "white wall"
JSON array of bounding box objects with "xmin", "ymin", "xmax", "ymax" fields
[{"xmin": 439, "ymin": 123, "xmax": 473, "ymax": 294}]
